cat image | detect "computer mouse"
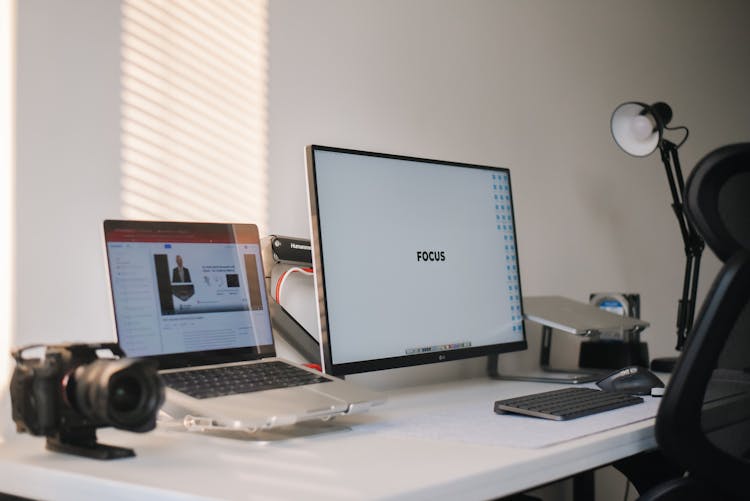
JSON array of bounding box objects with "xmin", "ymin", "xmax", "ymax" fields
[{"xmin": 596, "ymin": 366, "xmax": 665, "ymax": 396}]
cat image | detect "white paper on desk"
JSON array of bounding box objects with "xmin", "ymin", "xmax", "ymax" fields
[{"xmin": 368, "ymin": 396, "xmax": 660, "ymax": 449}]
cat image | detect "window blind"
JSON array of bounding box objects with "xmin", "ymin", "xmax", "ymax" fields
[{"xmin": 121, "ymin": 0, "xmax": 268, "ymax": 230}]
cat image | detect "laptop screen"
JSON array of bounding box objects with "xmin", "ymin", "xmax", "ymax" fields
[
  {"xmin": 306, "ymin": 146, "xmax": 527, "ymax": 376},
  {"xmin": 104, "ymin": 220, "xmax": 274, "ymax": 366}
]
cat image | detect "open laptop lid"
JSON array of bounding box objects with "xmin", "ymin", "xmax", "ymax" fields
[{"xmin": 104, "ymin": 220, "xmax": 275, "ymax": 369}]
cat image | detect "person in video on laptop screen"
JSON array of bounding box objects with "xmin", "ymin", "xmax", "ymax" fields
[{"xmin": 172, "ymin": 255, "xmax": 192, "ymax": 283}]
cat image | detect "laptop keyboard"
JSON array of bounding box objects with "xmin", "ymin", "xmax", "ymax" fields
[
  {"xmin": 494, "ymin": 387, "xmax": 643, "ymax": 421},
  {"xmin": 161, "ymin": 361, "xmax": 332, "ymax": 399}
]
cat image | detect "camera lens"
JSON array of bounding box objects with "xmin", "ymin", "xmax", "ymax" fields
[
  {"xmin": 68, "ymin": 358, "xmax": 164, "ymax": 432},
  {"xmin": 110, "ymin": 375, "xmax": 142, "ymax": 413}
]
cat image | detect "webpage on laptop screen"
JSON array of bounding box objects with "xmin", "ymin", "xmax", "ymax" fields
[{"xmin": 107, "ymin": 235, "xmax": 272, "ymax": 357}]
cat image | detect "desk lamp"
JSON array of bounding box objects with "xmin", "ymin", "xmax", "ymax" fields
[{"xmin": 610, "ymin": 101, "xmax": 704, "ymax": 372}]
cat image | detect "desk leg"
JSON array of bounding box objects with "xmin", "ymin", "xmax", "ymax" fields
[{"xmin": 572, "ymin": 470, "xmax": 594, "ymax": 501}]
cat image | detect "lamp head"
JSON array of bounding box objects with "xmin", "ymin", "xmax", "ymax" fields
[{"xmin": 611, "ymin": 101, "xmax": 673, "ymax": 157}]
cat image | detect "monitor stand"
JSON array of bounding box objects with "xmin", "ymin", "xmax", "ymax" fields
[{"xmin": 487, "ymin": 326, "xmax": 604, "ymax": 384}]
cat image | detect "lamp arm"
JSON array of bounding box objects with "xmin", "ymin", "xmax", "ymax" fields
[
  {"xmin": 660, "ymin": 141, "xmax": 691, "ymax": 246},
  {"xmin": 670, "ymin": 144, "xmax": 687, "ymax": 195},
  {"xmin": 659, "ymin": 140, "xmax": 705, "ymax": 351}
]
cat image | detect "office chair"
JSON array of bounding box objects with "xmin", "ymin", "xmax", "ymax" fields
[{"xmin": 638, "ymin": 143, "xmax": 750, "ymax": 500}]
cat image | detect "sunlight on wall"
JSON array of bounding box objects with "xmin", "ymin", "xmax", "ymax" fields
[
  {"xmin": 121, "ymin": 0, "xmax": 269, "ymax": 231},
  {"xmin": 1, "ymin": 0, "xmax": 16, "ymax": 397}
]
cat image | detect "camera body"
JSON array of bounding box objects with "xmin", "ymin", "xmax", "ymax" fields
[{"xmin": 10, "ymin": 342, "xmax": 164, "ymax": 459}]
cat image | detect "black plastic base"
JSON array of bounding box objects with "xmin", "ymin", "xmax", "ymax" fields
[
  {"xmin": 650, "ymin": 356, "xmax": 678, "ymax": 373},
  {"xmin": 46, "ymin": 431, "xmax": 135, "ymax": 460},
  {"xmin": 578, "ymin": 341, "xmax": 650, "ymax": 371}
]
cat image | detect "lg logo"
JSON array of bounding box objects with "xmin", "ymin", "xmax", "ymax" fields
[
  {"xmin": 438, "ymin": 354, "xmax": 446, "ymax": 361},
  {"xmin": 416, "ymin": 250, "xmax": 446, "ymax": 262}
]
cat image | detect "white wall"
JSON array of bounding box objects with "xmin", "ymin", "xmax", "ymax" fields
[
  {"xmin": 12, "ymin": 0, "xmax": 750, "ymax": 384},
  {"xmin": 267, "ymin": 0, "xmax": 750, "ymax": 380},
  {"xmin": 15, "ymin": 0, "xmax": 121, "ymax": 348},
  {"xmin": 0, "ymin": 0, "xmax": 16, "ymax": 429}
]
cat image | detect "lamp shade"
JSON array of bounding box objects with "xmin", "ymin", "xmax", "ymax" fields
[{"xmin": 611, "ymin": 102, "xmax": 667, "ymax": 157}]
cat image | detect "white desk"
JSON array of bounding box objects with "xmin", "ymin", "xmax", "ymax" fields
[{"xmin": 0, "ymin": 377, "xmax": 657, "ymax": 500}]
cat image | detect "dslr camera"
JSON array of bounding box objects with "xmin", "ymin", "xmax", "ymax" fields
[{"xmin": 10, "ymin": 342, "xmax": 164, "ymax": 459}]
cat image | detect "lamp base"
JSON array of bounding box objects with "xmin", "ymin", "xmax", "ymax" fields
[{"xmin": 650, "ymin": 356, "xmax": 677, "ymax": 373}]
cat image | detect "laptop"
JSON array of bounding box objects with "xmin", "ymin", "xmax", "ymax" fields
[
  {"xmin": 103, "ymin": 219, "xmax": 384, "ymax": 433},
  {"xmin": 523, "ymin": 296, "xmax": 649, "ymax": 335}
]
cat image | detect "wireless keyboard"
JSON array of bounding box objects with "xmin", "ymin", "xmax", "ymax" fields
[{"xmin": 494, "ymin": 387, "xmax": 643, "ymax": 421}]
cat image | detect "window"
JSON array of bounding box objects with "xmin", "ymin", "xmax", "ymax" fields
[{"xmin": 121, "ymin": 0, "xmax": 269, "ymax": 230}]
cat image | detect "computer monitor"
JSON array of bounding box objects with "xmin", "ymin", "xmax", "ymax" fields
[{"xmin": 305, "ymin": 145, "xmax": 527, "ymax": 376}]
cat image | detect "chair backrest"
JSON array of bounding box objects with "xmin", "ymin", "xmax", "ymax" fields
[{"xmin": 655, "ymin": 143, "xmax": 750, "ymax": 499}]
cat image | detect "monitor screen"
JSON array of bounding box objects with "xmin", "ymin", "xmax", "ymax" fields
[{"xmin": 306, "ymin": 146, "xmax": 527, "ymax": 376}]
